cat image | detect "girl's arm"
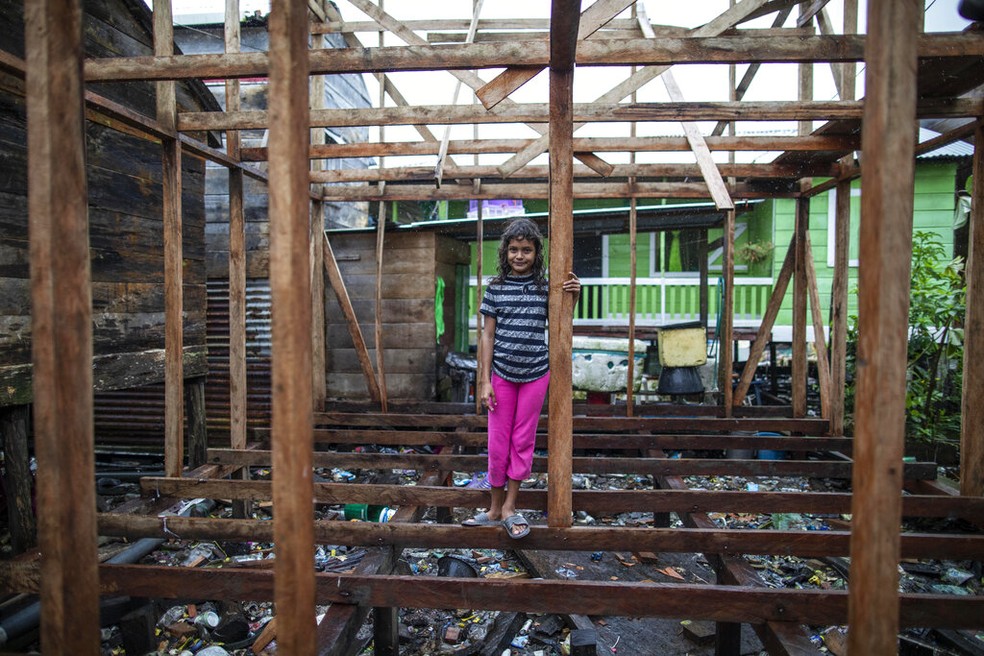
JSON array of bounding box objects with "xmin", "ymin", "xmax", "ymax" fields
[{"xmin": 479, "ymin": 315, "xmax": 497, "ymax": 411}]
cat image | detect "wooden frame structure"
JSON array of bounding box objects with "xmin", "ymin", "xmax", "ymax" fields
[{"xmin": 2, "ymin": 1, "xmax": 984, "ymax": 654}]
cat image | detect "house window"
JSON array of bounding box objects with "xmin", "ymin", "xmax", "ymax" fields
[
  {"xmin": 647, "ymin": 230, "xmax": 705, "ymax": 276},
  {"xmin": 573, "ymin": 233, "xmax": 603, "ymax": 277}
]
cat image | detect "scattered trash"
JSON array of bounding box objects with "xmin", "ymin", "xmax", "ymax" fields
[
  {"xmin": 555, "ymin": 567, "xmax": 578, "ymax": 579},
  {"xmin": 941, "ymin": 567, "xmax": 975, "ymax": 586},
  {"xmin": 680, "ymin": 619, "xmax": 715, "ymax": 645},
  {"xmin": 437, "ymin": 555, "xmax": 478, "ymax": 578},
  {"xmin": 657, "ymin": 566, "xmax": 684, "ymax": 581},
  {"xmin": 821, "ymin": 626, "xmax": 848, "ymax": 655}
]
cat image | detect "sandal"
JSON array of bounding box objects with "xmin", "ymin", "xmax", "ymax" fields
[
  {"xmin": 501, "ymin": 514, "xmax": 530, "ymax": 539},
  {"xmin": 461, "ymin": 511, "xmax": 497, "ymax": 527}
]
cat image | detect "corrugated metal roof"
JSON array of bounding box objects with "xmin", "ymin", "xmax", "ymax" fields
[{"xmin": 918, "ymin": 127, "xmax": 976, "ymax": 159}]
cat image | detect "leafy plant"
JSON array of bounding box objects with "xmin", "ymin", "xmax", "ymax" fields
[
  {"xmin": 844, "ymin": 231, "xmax": 965, "ymax": 451},
  {"xmin": 735, "ymin": 240, "xmax": 774, "ymax": 265}
]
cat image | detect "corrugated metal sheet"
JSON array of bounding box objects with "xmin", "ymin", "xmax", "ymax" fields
[
  {"xmin": 92, "ymin": 280, "xmax": 275, "ymax": 451},
  {"xmin": 204, "ymin": 279, "xmax": 274, "ymax": 443},
  {"xmin": 918, "ymin": 127, "xmax": 976, "ymax": 159}
]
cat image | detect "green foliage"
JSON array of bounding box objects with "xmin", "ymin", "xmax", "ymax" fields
[
  {"xmin": 735, "ymin": 240, "xmax": 774, "ymax": 265},
  {"xmin": 844, "ymin": 231, "xmax": 965, "ymax": 448}
]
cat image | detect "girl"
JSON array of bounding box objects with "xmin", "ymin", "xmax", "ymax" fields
[{"xmin": 462, "ymin": 218, "xmax": 580, "ymax": 538}]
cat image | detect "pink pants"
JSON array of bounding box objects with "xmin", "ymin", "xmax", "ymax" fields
[{"xmin": 487, "ymin": 372, "xmax": 550, "ymax": 488}]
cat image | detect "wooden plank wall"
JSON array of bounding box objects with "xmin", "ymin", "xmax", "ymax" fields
[
  {"xmin": 324, "ymin": 231, "xmax": 469, "ymax": 400},
  {"xmin": 0, "ymin": 0, "xmax": 211, "ymax": 409}
]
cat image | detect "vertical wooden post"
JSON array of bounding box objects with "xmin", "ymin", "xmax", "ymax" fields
[
  {"xmin": 830, "ymin": 0, "xmax": 858, "ymax": 437},
  {"xmin": 546, "ymin": 0, "xmax": 580, "ymax": 528},
  {"xmin": 848, "ymin": 0, "xmax": 920, "ymax": 652},
  {"xmin": 1, "ymin": 405, "xmax": 36, "ymax": 553},
  {"xmin": 225, "ymin": 0, "xmax": 247, "ymax": 460},
  {"xmin": 25, "ymin": 0, "xmax": 99, "ymax": 651},
  {"xmin": 225, "ymin": 0, "xmax": 246, "ymax": 438},
  {"xmin": 626, "ymin": 192, "xmax": 637, "ymax": 416},
  {"xmin": 805, "ymin": 235, "xmax": 832, "ymax": 419},
  {"xmin": 374, "ymin": 200, "xmax": 389, "ymax": 413},
  {"xmin": 720, "ymin": 210, "xmax": 735, "ymax": 414},
  {"xmin": 798, "ymin": 3, "xmax": 814, "ymax": 138},
  {"xmin": 185, "ymin": 377, "xmax": 208, "ymax": 469},
  {"xmin": 228, "ymin": 166, "xmax": 246, "ymax": 445},
  {"xmin": 372, "ymin": 606, "xmax": 399, "ymax": 656},
  {"xmin": 841, "ymin": 0, "xmax": 858, "ymax": 103},
  {"xmin": 713, "ymin": 557, "xmax": 741, "ymax": 656},
  {"xmin": 268, "ymin": 0, "xmax": 315, "ymax": 652},
  {"xmin": 155, "ymin": 0, "xmax": 185, "ymax": 478},
  {"xmin": 474, "ymin": 201, "xmax": 484, "ymax": 415},
  {"xmin": 791, "ymin": 198, "xmax": 809, "ymax": 418},
  {"xmin": 312, "ymin": 195, "xmax": 327, "ymax": 410},
  {"xmin": 698, "ymin": 230, "xmax": 709, "ymax": 329},
  {"xmin": 722, "ymin": 1, "xmax": 736, "ymax": 415},
  {"xmin": 310, "ymin": 5, "xmax": 327, "ymax": 411},
  {"xmin": 626, "ymin": 55, "xmax": 638, "ymax": 417},
  {"xmin": 961, "ymin": 121, "xmax": 984, "ymax": 497},
  {"xmin": 829, "ymin": 177, "xmax": 851, "ymax": 435}
]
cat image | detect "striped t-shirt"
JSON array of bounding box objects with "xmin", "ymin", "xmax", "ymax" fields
[{"xmin": 480, "ymin": 274, "xmax": 549, "ymax": 383}]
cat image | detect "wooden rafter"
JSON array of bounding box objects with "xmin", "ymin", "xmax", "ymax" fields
[
  {"xmin": 476, "ymin": 0, "xmax": 635, "ymax": 109},
  {"xmin": 497, "ymin": 0, "xmax": 773, "ymax": 177},
  {"xmin": 636, "ymin": 3, "xmax": 732, "ymax": 210}
]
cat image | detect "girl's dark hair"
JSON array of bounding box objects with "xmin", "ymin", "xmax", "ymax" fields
[{"xmin": 492, "ymin": 218, "xmax": 547, "ymax": 287}]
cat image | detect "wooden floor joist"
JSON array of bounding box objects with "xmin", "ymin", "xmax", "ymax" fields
[
  {"xmin": 134, "ymin": 478, "xmax": 984, "ymax": 519},
  {"xmin": 3, "ymin": 562, "xmax": 982, "ymax": 630}
]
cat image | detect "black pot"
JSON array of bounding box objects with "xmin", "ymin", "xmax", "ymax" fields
[{"xmin": 656, "ymin": 366, "xmax": 704, "ymax": 395}]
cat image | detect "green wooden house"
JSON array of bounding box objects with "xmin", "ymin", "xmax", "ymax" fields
[{"xmin": 459, "ymin": 130, "xmax": 973, "ymax": 346}]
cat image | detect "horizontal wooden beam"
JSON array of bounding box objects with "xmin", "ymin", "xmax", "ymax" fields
[
  {"xmin": 310, "ymin": 17, "xmax": 660, "ymax": 33},
  {"xmin": 244, "ymin": 134, "xmax": 860, "ymax": 161},
  {"xmin": 81, "ymin": 33, "xmax": 983, "ymax": 82},
  {"xmin": 136, "ymin": 478, "xmax": 984, "ymax": 518},
  {"xmin": 0, "ymin": 47, "xmax": 270, "ymax": 184},
  {"xmin": 314, "ymin": 411, "xmax": 830, "ymax": 432},
  {"xmin": 178, "ymin": 98, "xmax": 982, "ymax": 131},
  {"xmin": 310, "ymin": 161, "xmax": 837, "ymax": 183},
  {"xmin": 297, "ymin": 428, "xmax": 853, "ymax": 452},
  {"xmin": 206, "ymin": 448, "xmax": 935, "ymax": 479},
  {"xmin": 426, "ymin": 26, "xmax": 818, "ymax": 43},
  {"xmin": 3, "ymin": 563, "xmax": 982, "ymax": 629},
  {"xmin": 316, "ymin": 181, "xmax": 794, "ymax": 202},
  {"xmin": 94, "ymin": 514, "xmax": 982, "ymax": 560},
  {"xmin": 309, "ymin": 18, "xmax": 812, "ymax": 35}
]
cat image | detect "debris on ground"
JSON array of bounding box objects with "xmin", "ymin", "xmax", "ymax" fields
[{"xmin": 5, "ymin": 458, "xmax": 973, "ymax": 655}]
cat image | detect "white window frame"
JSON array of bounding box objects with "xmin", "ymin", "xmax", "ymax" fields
[{"xmin": 708, "ymin": 222, "xmax": 749, "ymax": 273}]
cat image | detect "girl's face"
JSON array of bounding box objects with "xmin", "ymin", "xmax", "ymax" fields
[{"xmin": 506, "ymin": 237, "xmax": 536, "ymax": 276}]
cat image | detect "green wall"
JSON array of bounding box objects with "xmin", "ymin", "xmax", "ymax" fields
[{"xmin": 772, "ymin": 161, "xmax": 959, "ymax": 332}]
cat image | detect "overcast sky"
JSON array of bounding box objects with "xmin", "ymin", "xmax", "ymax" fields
[{"xmin": 162, "ymin": 1, "xmax": 974, "ymax": 166}]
